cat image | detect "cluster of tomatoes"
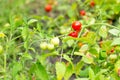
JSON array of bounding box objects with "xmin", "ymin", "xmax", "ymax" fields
[
  {"xmin": 40, "ymin": 37, "xmax": 60, "ymax": 50},
  {"xmin": 68, "ymin": 1, "xmax": 95, "ymax": 38},
  {"xmin": 68, "ymin": 21, "xmax": 82, "ymax": 38}
]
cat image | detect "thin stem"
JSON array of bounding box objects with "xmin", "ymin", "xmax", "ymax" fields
[
  {"xmin": 70, "ymin": 28, "xmax": 85, "ymax": 58},
  {"xmin": 4, "ymin": 53, "xmax": 6, "ymax": 80},
  {"xmin": 60, "ymin": 47, "xmax": 63, "ymax": 62}
]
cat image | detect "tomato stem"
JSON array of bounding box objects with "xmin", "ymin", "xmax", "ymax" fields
[{"xmin": 70, "ymin": 27, "xmax": 85, "ymax": 58}]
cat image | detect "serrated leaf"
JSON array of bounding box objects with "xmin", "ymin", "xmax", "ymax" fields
[
  {"xmin": 109, "ymin": 29, "xmax": 120, "ymax": 36},
  {"xmin": 55, "ymin": 62, "xmax": 66, "ymax": 80},
  {"xmin": 111, "ymin": 38, "xmax": 120, "ymax": 46}
]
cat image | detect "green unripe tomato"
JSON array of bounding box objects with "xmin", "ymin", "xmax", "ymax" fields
[
  {"xmin": 47, "ymin": 43, "xmax": 54, "ymax": 50},
  {"xmin": 40, "ymin": 42, "xmax": 47, "ymax": 50},
  {"xmin": 50, "ymin": 37, "xmax": 60, "ymax": 46},
  {"xmin": 0, "ymin": 45, "xmax": 3, "ymax": 54},
  {"xmin": 109, "ymin": 54, "xmax": 117, "ymax": 60},
  {"xmin": 60, "ymin": 29, "xmax": 66, "ymax": 34}
]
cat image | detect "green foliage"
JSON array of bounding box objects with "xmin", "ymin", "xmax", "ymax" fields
[{"xmin": 0, "ymin": 0, "xmax": 120, "ymax": 80}]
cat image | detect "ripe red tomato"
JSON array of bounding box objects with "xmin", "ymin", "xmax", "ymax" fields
[
  {"xmin": 68, "ymin": 31, "xmax": 78, "ymax": 38},
  {"xmin": 90, "ymin": 1, "xmax": 95, "ymax": 7},
  {"xmin": 110, "ymin": 48, "xmax": 114, "ymax": 53},
  {"xmin": 80, "ymin": 10, "xmax": 86, "ymax": 16},
  {"xmin": 45, "ymin": 4, "xmax": 52, "ymax": 12},
  {"xmin": 72, "ymin": 21, "xmax": 82, "ymax": 32}
]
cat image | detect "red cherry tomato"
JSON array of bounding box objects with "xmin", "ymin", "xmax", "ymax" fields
[
  {"xmin": 72, "ymin": 21, "xmax": 82, "ymax": 32},
  {"xmin": 80, "ymin": 10, "xmax": 86, "ymax": 16},
  {"xmin": 68, "ymin": 31, "xmax": 78, "ymax": 38},
  {"xmin": 110, "ymin": 48, "xmax": 114, "ymax": 53},
  {"xmin": 45, "ymin": 4, "xmax": 52, "ymax": 12},
  {"xmin": 90, "ymin": 1, "xmax": 95, "ymax": 7}
]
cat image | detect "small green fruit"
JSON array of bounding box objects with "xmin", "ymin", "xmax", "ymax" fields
[
  {"xmin": 50, "ymin": 37, "xmax": 60, "ymax": 46},
  {"xmin": 47, "ymin": 43, "xmax": 54, "ymax": 50},
  {"xmin": 40, "ymin": 42, "xmax": 47, "ymax": 50}
]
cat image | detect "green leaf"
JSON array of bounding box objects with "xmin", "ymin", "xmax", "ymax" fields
[
  {"xmin": 28, "ymin": 19, "xmax": 38, "ymax": 25},
  {"xmin": 66, "ymin": 39, "xmax": 74, "ymax": 47},
  {"xmin": 34, "ymin": 61, "xmax": 49, "ymax": 80},
  {"xmin": 113, "ymin": 5, "xmax": 120, "ymax": 14},
  {"xmin": 55, "ymin": 62, "xmax": 66, "ymax": 80},
  {"xmin": 82, "ymin": 55, "xmax": 93, "ymax": 64},
  {"xmin": 99, "ymin": 26, "xmax": 108, "ymax": 38},
  {"xmin": 79, "ymin": 32, "xmax": 97, "ymax": 45},
  {"xmin": 38, "ymin": 51, "xmax": 58, "ymax": 65},
  {"xmin": 109, "ymin": 29, "xmax": 120, "ymax": 36},
  {"xmin": 21, "ymin": 27, "xmax": 29, "ymax": 40},
  {"xmin": 89, "ymin": 67, "xmax": 95, "ymax": 80},
  {"xmin": 12, "ymin": 62, "xmax": 22, "ymax": 77},
  {"xmin": 100, "ymin": 51, "xmax": 107, "ymax": 58},
  {"xmin": 111, "ymin": 38, "xmax": 120, "ymax": 46},
  {"xmin": 79, "ymin": 67, "xmax": 89, "ymax": 77},
  {"xmin": 74, "ymin": 52, "xmax": 84, "ymax": 56},
  {"xmin": 67, "ymin": 9, "xmax": 75, "ymax": 18},
  {"xmin": 64, "ymin": 64, "xmax": 73, "ymax": 80},
  {"xmin": 63, "ymin": 54, "xmax": 73, "ymax": 67},
  {"xmin": 89, "ymin": 47, "xmax": 99, "ymax": 57},
  {"xmin": 22, "ymin": 53, "xmax": 33, "ymax": 60},
  {"xmin": 95, "ymin": 69, "xmax": 108, "ymax": 79},
  {"xmin": 101, "ymin": 40, "xmax": 112, "ymax": 51},
  {"xmin": 75, "ymin": 61, "xmax": 84, "ymax": 75},
  {"xmin": 79, "ymin": 44, "xmax": 89, "ymax": 53}
]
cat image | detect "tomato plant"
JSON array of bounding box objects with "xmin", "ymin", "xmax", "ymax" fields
[{"xmin": 0, "ymin": 0, "xmax": 120, "ymax": 80}]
